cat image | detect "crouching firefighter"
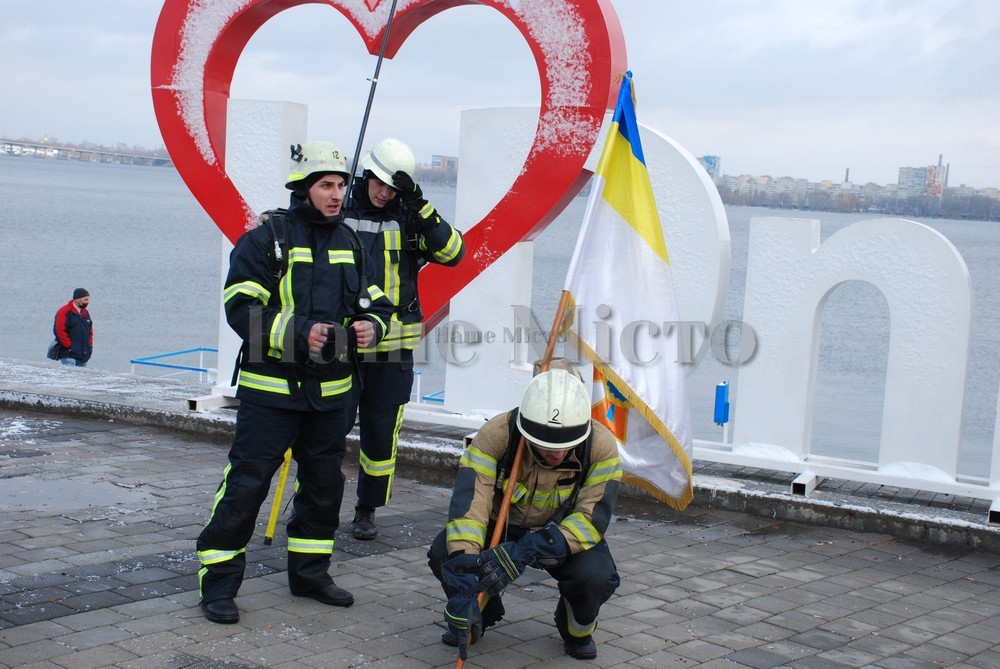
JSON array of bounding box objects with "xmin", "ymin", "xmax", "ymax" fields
[
  {"xmin": 427, "ymin": 367, "xmax": 623, "ymax": 660},
  {"xmin": 196, "ymin": 141, "xmax": 392, "ymax": 625}
]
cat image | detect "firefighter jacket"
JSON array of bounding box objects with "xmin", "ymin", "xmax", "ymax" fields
[
  {"xmin": 445, "ymin": 411, "xmax": 622, "ymax": 557},
  {"xmin": 224, "ymin": 192, "xmax": 392, "ymax": 411},
  {"xmin": 344, "ymin": 179, "xmax": 464, "ymax": 353}
]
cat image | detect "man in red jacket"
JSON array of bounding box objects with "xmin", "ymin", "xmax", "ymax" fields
[{"xmin": 53, "ymin": 288, "xmax": 93, "ymax": 367}]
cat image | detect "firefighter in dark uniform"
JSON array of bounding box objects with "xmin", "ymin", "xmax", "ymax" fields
[
  {"xmin": 196, "ymin": 141, "xmax": 392, "ymax": 625},
  {"xmin": 427, "ymin": 367, "xmax": 623, "ymax": 660},
  {"xmin": 344, "ymin": 138, "xmax": 465, "ymax": 540}
]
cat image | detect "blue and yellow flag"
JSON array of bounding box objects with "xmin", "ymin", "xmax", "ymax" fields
[{"xmin": 565, "ymin": 71, "xmax": 694, "ymax": 510}]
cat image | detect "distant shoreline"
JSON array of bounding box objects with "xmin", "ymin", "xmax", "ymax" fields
[{"xmin": 3, "ymin": 147, "xmax": 996, "ymax": 222}]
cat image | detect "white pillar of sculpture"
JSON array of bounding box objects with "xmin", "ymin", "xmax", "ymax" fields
[
  {"xmin": 440, "ymin": 108, "xmax": 540, "ymax": 418},
  {"xmin": 735, "ymin": 217, "xmax": 972, "ymax": 477},
  {"xmin": 213, "ymin": 99, "xmax": 308, "ymax": 395}
]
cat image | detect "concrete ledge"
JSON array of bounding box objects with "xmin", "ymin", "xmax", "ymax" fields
[
  {"xmin": 391, "ymin": 443, "xmax": 1000, "ymax": 554},
  {"xmin": 690, "ymin": 483, "xmax": 1000, "ymax": 554},
  {"xmin": 0, "ymin": 389, "xmax": 235, "ymax": 440}
]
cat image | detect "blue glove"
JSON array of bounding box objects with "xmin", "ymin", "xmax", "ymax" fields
[
  {"xmin": 445, "ymin": 593, "xmax": 482, "ymax": 660},
  {"xmin": 479, "ymin": 522, "xmax": 568, "ymax": 597},
  {"xmin": 441, "ymin": 553, "xmax": 482, "ymax": 660},
  {"xmin": 442, "ymin": 552, "xmax": 481, "ymax": 595}
]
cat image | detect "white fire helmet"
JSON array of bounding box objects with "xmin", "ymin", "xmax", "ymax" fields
[
  {"xmin": 516, "ymin": 368, "xmax": 592, "ymax": 450},
  {"xmin": 285, "ymin": 141, "xmax": 351, "ymax": 190},
  {"xmin": 360, "ymin": 137, "xmax": 416, "ymax": 186}
]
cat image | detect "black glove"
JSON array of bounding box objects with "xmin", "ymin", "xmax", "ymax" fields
[
  {"xmin": 392, "ymin": 170, "xmax": 438, "ymax": 229},
  {"xmin": 442, "ymin": 553, "xmax": 482, "ymax": 660},
  {"xmin": 391, "ymin": 169, "xmax": 423, "ymax": 204},
  {"xmin": 479, "ymin": 522, "xmax": 568, "ymax": 598}
]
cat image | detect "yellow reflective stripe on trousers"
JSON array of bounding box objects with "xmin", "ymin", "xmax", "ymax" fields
[
  {"xmin": 197, "ymin": 464, "xmax": 247, "ymax": 566},
  {"xmin": 210, "ymin": 463, "xmax": 232, "ymax": 515},
  {"xmin": 563, "ymin": 599, "xmax": 597, "ymax": 637},
  {"xmin": 358, "ymin": 452, "xmax": 395, "ymax": 476},
  {"xmin": 239, "ymin": 370, "xmax": 292, "ymax": 395},
  {"xmin": 197, "ymin": 547, "xmax": 246, "ymax": 566},
  {"xmin": 287, "ymin": 537, "xmax": 334, "ymax": 554},
  {"xmin": 446, "ymin": 518, "xmax": 486, "ymax": 546},
  {"xmin": 359, "ymin": 405, "xmax": 402, "ymax": 478}
]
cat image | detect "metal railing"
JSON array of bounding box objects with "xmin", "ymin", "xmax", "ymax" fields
[
  {"xmin": 410, "ymin": 370, "xmax": 445, "ymax": 404},
  {"xmin": 130, "ymin": 348, "xmax": 218, "ymax": 383}
]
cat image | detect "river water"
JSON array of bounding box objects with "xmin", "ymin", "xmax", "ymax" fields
[{"xmin": 2, "ymin": 154, "xmax": 997, "ymax": 475}]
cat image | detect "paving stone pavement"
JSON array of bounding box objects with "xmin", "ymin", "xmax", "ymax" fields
[{"xmin": 2, "ymin": 407, "xmax": 1000, "ymax": 669}]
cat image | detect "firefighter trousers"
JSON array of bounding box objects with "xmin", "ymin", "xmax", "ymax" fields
[
  {"xmin": 349, "ymin": 350, "xmax": 414, "ymax": 509},
  {"xmin": 196, "ymin": 401, "xmax": 350, "ymax": 603}
]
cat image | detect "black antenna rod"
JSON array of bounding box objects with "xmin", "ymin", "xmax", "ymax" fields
[{"xmin": 348, "ymin": 0, "xmax": 400, "ymax": 184}]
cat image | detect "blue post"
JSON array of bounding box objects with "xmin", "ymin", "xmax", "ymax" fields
[{"xmin": 714, "ymin": 381, "xmax": 730, "ymax": 426}]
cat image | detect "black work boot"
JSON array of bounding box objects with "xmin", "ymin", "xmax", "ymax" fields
[
  {"xmin": 554, "ymin": 598, "xmax": 598, "ymax": 660},
  {"xmin": 563, "ymin": 635, "xmax": 597, "ymax": 660},
  {"xmin": 291, "ymin": 582, "xmax": 354, "ymax": 607},
  {"xmin": 352, "ymin": 505, "xmax": 378, "ymax": 540},
  {"xmin": 201, "ymin": 597, "xmax": 239, "ymax": 624}
]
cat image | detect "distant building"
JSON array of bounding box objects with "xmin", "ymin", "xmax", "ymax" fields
[
  {"xmin": 897, "ymin": 167, "xmax": 929, "ymax": 198},
  {"xmin": 926, "ymin": 164, "xmax": 946, "ymax": 197},
  {"xmin": 431, "ymin": 154, "xmax": 457, "ymax": 171}
]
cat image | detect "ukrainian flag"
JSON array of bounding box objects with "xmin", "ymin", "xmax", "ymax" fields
[{"xmin": 564, "ymin": 71, "xmax": 694, "ymax": 510}]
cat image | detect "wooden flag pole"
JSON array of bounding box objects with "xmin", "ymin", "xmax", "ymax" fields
[{"xmin": 455, "ymin": 290, "xmax": 572, "ymax": 668}]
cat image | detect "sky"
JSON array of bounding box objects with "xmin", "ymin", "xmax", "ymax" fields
[{"xmin": 1, "ymin": 0, "xmax": 998, "ymax": 189}]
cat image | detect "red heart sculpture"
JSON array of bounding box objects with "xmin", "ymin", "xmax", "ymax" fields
[{"xmin": 151, "ymin": 0, "xmax": 625, "ymax": 331}]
